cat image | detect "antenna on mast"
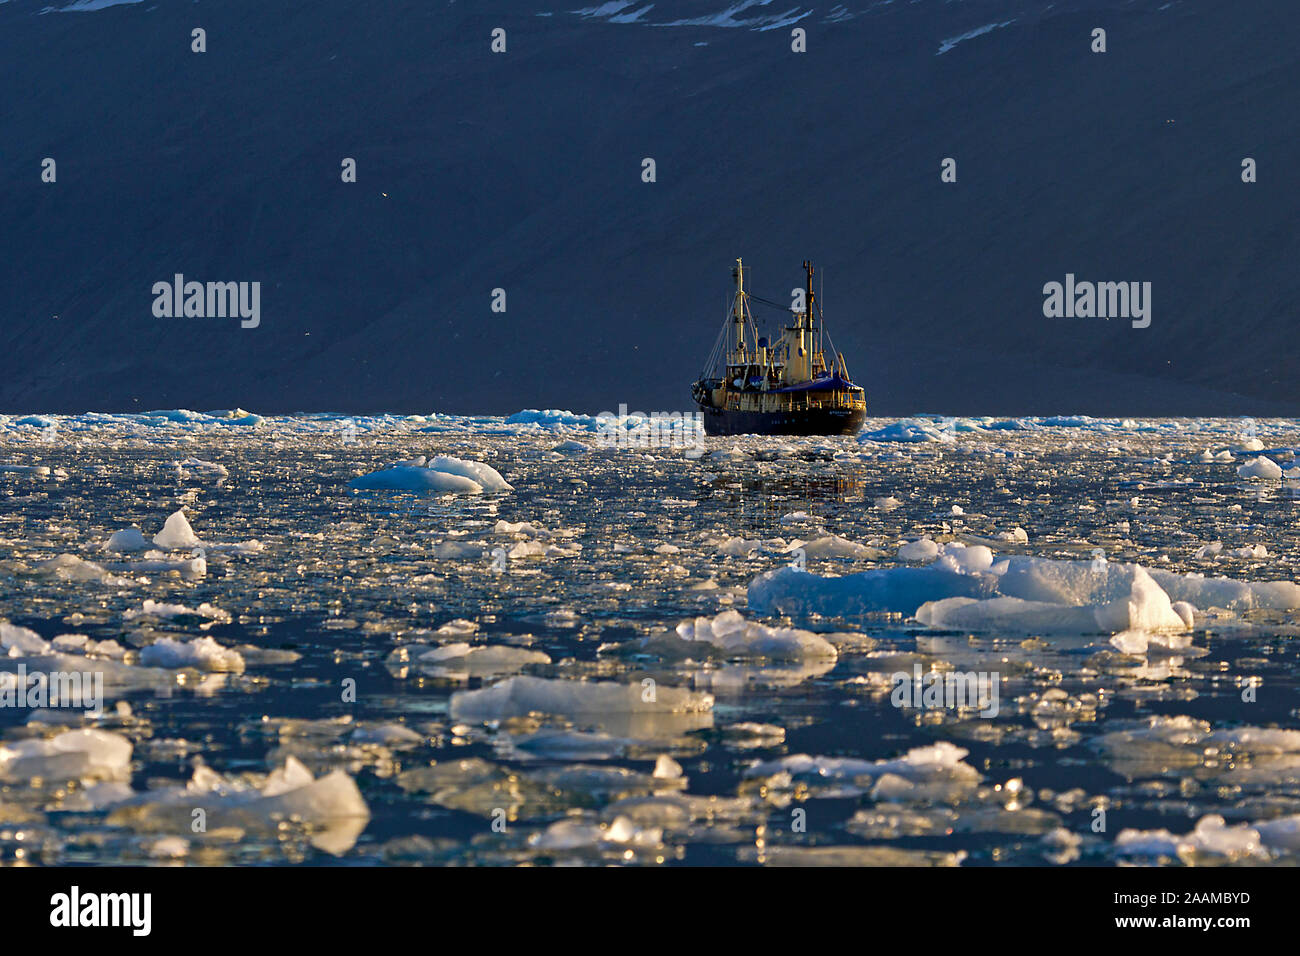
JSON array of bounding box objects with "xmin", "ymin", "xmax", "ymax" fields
[{"xmin": 803, "ymin": 260, "xmax": 815, "ymax": 330}]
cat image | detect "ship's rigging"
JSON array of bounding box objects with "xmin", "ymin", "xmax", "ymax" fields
[{"xmin": 691, "ymin": 259, "xmax": 867, "ymax": 436}]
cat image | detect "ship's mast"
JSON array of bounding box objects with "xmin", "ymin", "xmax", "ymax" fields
[
  {"xmin": 730, "ymin": 258, "xmax": 747, "ymax": 366},
  {"xmin": 804, "ymin": 260, "xmax": 815, "ymax": 331}
]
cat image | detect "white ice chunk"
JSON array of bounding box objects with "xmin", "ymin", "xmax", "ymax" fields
[
  {"xmin": 0, "ymin": 729, "xmax": 132, "ymax": 783},
  {"xmin": 792, "ymin": 535, "xmax": 879, "ymax": 560},
  {"xmin": 647, "ymin": 609, "xmax": 838, "ymax": 661},
  {"xmin": 103, "ymin": 528, "xmax": 151, "ymax": 552},
  {"xmin": 153, "ymin": 509, "xmax": 201, "ymax": 549},
  {"xmin": 859, "ymin": 420, "xmax": 954, "ymax": 444},
  {"xmin": 450, "ymin": 676, "xmax": 713, "ymax": 720},
  {"xmin": 918, "ymin": 565, "xmax": 1186, "ymax": 634},
  {"xmin": 349, "ymin": 455, "xmax": 512, "ymax": 494},
  {"xmin": 139, "ymin": 636, "xmax": 245, "ymax": 672},
  {"xmin": 748, "ymin": 563, "xmax": 997, "ymax": 617},
  {"xmin": 1237, "ymin": 455, "xmax": 1282, "ymax": 479},
  {"xmin": 0, "ymin": 621, "xmax": 52, "ymax": 656},
  {"xmin": 124, "ymin": 599, "xmax": 230, "ymax": 622}
]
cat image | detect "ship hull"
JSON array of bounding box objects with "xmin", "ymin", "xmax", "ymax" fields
[{"xmin": 699, "ymin": 404, "xmax": 866, "ymax": 437}]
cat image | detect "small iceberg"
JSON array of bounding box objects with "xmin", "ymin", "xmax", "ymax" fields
[
  {"xmin": 0, "ymin": 729, "xmax": 132, "ymax": 784},
  {"xmin": 103, "ymin": 528, "xmax": 151, "ymax": 553},
  {"xmin": 139, "ymin": 636, "xmax": 246, "ymax": 673},
  {"xmin": 349, "ymin": 456, "xmax": 513, "ymax": 494},
  {"xmin": 790, "ymin": 535, "xmax": 882, "ymax": 560},
  {"xmin": 1237, "ymin": 455, "xmax": 1283, "ymax": 479},
  {"xmin": 451, "ymin": 676, "xmax": 713, "ymax": 721},
  {"xmin": 153, "ymin": 509, "xmax": 202, "ymax": 549},
  {"xmin": 916, "ymin": 564, "xmax": 1188, "ymax": 634},
  {"xmin": 103, "ymin": 756, "xmax": 369, "ymax": 856},
  {"xmin": 643, "ymin": 609, "xmax": 838, "ymax": 662},
  {"xmin": 749, "ymin": 563, "xmax": 996, "ymax": 617},
  {"xmin": 859, "ymin": 419, "xmax": 955, "ymax": 444}
]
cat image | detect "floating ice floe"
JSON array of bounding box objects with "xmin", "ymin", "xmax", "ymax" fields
[
  {"xmin": 1198, "ymin": 448, "xmax": 1236, "ymax": 462},
  {"xmin": 751, "ymin": 543, "xmax": 1300, "ymax": 630},
  {"xmin": 859, "ymin": 419, "xmax": 955, "ymax": 444},
  {"xmin": 451, "ymin": 676, "xmax": 713, "ymax": 721},
  {"xmin": 349, "ymin": 723, "xmax": 425, "ymax": 747},
  {"xmin": 102, "ymin": 756, "xmax": 369, "ymax": 855},
  {"xmin": 1237, "ymin": 455, "xmax": 1283, "ymax": 479},
  {"xmin": 171, "ymin": 458, "xmax": 229, "ymax": 479},
  {"xmin": 917, "ymin": 565, "xmax": 1187, "ymax": 634},
  {"xmin": 492, "ymin": 520, "xmax": 582, "ymax": 557},
  {"xmin": 0, "ymin": 464, "xmax": 53, "ymax": 477},
  {"xmin": 749, "ymin": 562, "xmax": 996, "ymax": 617},
  {"xmin": 1091, "ymin": 715, "xmax": 1300, "ymax": 785},
  {"xmin": 643, "ymin": 609, "xmax": 838, "ymax": 662},
  {"xmin": 124, "ymin": 599, "xmax": 231, "ymax": 623},
  {"xmin": 504, "ymin": 409, "xmax": 601, "ymax": 430},
  {"xmin": 1116, "ymin": 815, "xmax": 1269, "ymax": 862},
  {"xmin": 1094, "ymin": 715, "xmax": 1300, "ymax": 760},
  {"xmin": 391, "ymin": 642, "xmax": 552, "ymax": 678},
  {"xmin": 103, "ymin": 553, "xmax": 207, "ymax": 580},
  {"xmin": 349, "ymin": 455, "xmax": 513, "ymax": 494},
  {"xmin": 0, "ymin": 621, "xmax": 215, "ymax": 697},
  {"xmin": 789, "ymin": 534, "xmax": 882, "ymax": 560},
  {"xmin": 708, "ymin": 445, "xmax": 749, "ymax": 461},
  {"xmin": 97, "ymin": 508, "xmax": 259, "ymax": 574},
  {"xmin": 450, "ymin": 676, "xmax": 714, "ymax": 738},
  {"xmin": 528, "ymin": 815, "xmax": 663, "ymax": 852},
  {"xmin": 0, "ymin": 728, "xmax": 132, "ymax": 784},
  {"xmin": 935, "ymin": 541, "xmax": 995, "ymax": 573},
  {"xmin": 718, "ymin": 536, "xmax": 762, "ymax": 558},
  {"xmin": 493, "ymin": 519, "xmax": 553, "ymax": 538},
  {"xmin": 139, "ymin": 636, "xmax": 246, "ymax": 672},
  {"xmin": 396, "ymin": 753, "xmax": 689, "ymax": 824},
  {"xmin": 1196, "ymin": 541, "xmax": 1269, "ymax": 561},
  {"xmin": 103, "ymin": 528, "xmax": 151, "ymax": 553},
  {"xmin": 34, "ymin": 553, "xmax": 131, "ymax": 585},
  {"xmin": 745, "ymin": 741, "xmax": 980, "ymax": 801},
  {"xmin": 898, "ymin": 537, "xmax": 940, "ymax": 562},
  {"xmin": 506, "ymin": 539, "xmax": 582, "ymax": 559},
  {"xmin": 153, "ymin": 509, "xmax": 202, "ymax": 549},
  {"xmin": 134, "ymin": 509, "xmax": 257, "ymax": 554},
  {"xmin": 429, "ymin": 541, "xmax": 487, "ymax": 559},
  {"xmin": 1002, "ymin": 555, "xmax": 1300, "ymax": 612}
]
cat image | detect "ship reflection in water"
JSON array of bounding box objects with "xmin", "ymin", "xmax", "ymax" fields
[{"xmin": 704, "ymin": 473, "xmax": 868, "ymax": 535}]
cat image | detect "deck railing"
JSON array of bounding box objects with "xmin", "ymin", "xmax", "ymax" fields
[{"xmin": 726, "ymin": 391, "xmax": 866, "ymax": 412}]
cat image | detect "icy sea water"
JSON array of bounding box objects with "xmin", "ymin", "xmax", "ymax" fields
[{"xmin": 3, "ymin": 411, "xmax": 1300, "ymax": 866}]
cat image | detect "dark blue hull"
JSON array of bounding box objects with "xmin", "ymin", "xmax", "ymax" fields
[{"xmin": 699, "ymin": 404, "xmax": 866, "ymax": 436}]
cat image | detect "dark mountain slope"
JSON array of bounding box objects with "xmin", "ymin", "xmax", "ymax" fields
[{"xmin": 0, "ymin": 0, "xmax": 1296, "ymax": 415}]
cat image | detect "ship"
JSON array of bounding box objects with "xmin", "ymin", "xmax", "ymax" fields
[{"xmin": 691, "ymin": 259, "xmax": 867, "ymax": 436}]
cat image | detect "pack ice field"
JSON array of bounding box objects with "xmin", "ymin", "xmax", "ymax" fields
[{"xmin": 3, "ymin": 410, "xmax": 1300, "ymax": 865}]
